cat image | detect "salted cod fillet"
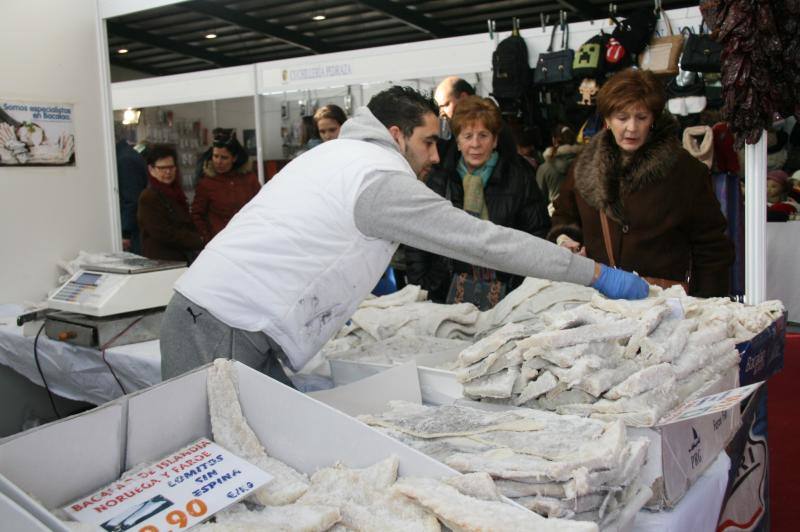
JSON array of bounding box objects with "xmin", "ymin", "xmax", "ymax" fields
[
  {"xmin": 207, "ymin": 359, "xmax": 309, "ymax": 505},
  {"xmin": 394, "ymin": 476, "xmax": 599, "ymax": 532}
]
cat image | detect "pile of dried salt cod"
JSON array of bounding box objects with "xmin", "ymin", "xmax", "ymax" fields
[
  {"xmin": 361, "ymin": 401, "xmax": 651, "ymax": 530},
  {"xmin": 455, "ymin": 283, "xmax": 784, "ymax": 426},
  {"xmin": 320, "ymin": 278, "xmax": 782, "ymax": 384},
  {"xmin": 60, "ymin": 359, "xmax": 596, "ymax": 532},
  {"xmin": 319, "ymin": 279, "xmax": 600, "ymax": 370}
]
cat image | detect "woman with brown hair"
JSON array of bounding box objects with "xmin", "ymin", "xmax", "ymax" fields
[
  {"xmin": 405, "ymin": 95, "xmax": 550, "ymax": 308},
  {"xmin": 549, "ymin": 68, "xmax": 733, "ymax": 296},
  {"xmin": 313, "ymin": 104, "xmax": 348, "ymax": 142},
  {"xmin": 138, "ymin": 145, "xmax": 204, "ymax": 263},
  {"xmin": 191, "ymin": 130, "xmax": 260, "ymax": 242}
]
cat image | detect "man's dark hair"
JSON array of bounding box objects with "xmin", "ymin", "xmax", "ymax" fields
[
  {"xmin": 367, "ymin": 86, "xmax": 438, "ymax": 137},
  {"xmin": 453, "ymin": 78, "xmax": 476, "ymax": 97},
  {"xmin": 146, "ymin": 144, "xmax": 177, "ymax": 166}
]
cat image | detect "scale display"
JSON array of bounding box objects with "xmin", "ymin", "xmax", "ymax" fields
[{"xmin": 48, "ymin": 262, "xmax": 187, "ymax": 317}]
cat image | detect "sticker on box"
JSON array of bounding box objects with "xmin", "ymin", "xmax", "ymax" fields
[
  {"xmin": 63, "ymin": 438, "xmax": 272, "ymax": 530},
  {"xmin": 659, "ymin": 382, "xmax": 763, "ymax": 426}
]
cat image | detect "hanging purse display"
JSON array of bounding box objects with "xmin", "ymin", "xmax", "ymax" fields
[
  {"xmin": 638, "ymin": 9, "xmax": 684, "ymax": 76},
  {"xmin": 534, "ymin": 21, "xmax": 574, "ymax": 85},
  {"xmin": 680, "ymin": 25, "xmax": 722, "ymax": 73}
]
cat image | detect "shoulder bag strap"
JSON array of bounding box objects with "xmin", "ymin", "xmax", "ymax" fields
[
  {"xmin": 661, "ymin": 9, "xmax": 674, "ymax": 36},
  {"xmin": 599, "ymin": 210, "xmax": 617, "ymax": 268},
  {"xmin": 547, "ymin": 23, "xmax": 558, "ymax": 52}
]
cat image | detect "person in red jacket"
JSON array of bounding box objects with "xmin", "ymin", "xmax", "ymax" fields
[{"xmin": 191, "ymin": 131, "xmax": 260, "ymax": 242}]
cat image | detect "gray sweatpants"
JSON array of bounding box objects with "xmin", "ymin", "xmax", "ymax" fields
[{"xmin": 159, "ymin": 291, "xmax": 293, "ymax": 387}]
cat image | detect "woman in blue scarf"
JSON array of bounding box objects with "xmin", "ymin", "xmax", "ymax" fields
[{"xmin": 406, "ymin": 96, "xmax": 550, "ymax": 309}]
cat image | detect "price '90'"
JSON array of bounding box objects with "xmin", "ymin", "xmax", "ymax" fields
[{"xmin": 139, "ymin": 498, "xmax": 208, "ymax": 531}]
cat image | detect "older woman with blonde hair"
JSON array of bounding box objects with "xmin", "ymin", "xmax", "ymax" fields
[
  {"xmin": 406, "ymin": 95, "xmax": 550, "ymax": 308},
  {"xmin": 549, "ymin": 68, "xmax": 733, "ymax": 296}
]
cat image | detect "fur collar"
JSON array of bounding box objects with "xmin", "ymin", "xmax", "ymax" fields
[
  {"xmin": 203, "ymin": 158, "xmax": 253, "ymax": 178},
  {"xmin": 573, "ymin": 113, "xmax": 680, "ymax": 223},
  {"xmin": 543, "ymin": 144, "xmax": 582, "ymax": 160}
]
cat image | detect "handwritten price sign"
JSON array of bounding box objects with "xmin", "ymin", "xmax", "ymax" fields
[{"xmin": 64, "ymin": 438, "xmax": 272, "ymax": 531}]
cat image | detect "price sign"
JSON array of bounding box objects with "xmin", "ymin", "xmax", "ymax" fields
[
  {"xmin": 659, "ymin": 381, "xmax": 763, "ymax": 425},
  {"xmin": 63, "ymin": 438, "xmax": 272, "ymax": 531}
]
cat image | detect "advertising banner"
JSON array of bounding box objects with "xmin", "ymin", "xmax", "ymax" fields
[{"xmin": 0, "ymin": 100, "xmax": 76, "ymax": 166}]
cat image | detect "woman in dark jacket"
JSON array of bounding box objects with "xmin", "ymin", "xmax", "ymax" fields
[
  {"xmin": 406, "ymin": 96, "xmax": 551, "ymax": 308},
  {"xmin": 191, "ymin": 131, "xmax": 260, "ymax": 242},
  {"xmin": 138, "ymin": 145, "xmax": 204, "ymax": 263},
  {"xmin": 549, "ymin": 68, "xmax": 733, "ymax": 297}
]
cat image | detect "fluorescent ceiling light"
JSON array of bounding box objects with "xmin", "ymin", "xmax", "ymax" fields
[
  {"xmin": 205, "ymin": 33, "xmax": 217, "ymax": 39},
  {"xmin": 312, "ymin": 15, "xmax": 326, "ymax": 21},
  {"xmin": 117, "ymin": 49, "xmax": 128, "ymax": 54},
  {"xmin": 122, "ymin": 108, "xmax": 141, "ymax": 125}
]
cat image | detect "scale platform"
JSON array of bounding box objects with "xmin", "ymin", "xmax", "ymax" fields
[{"xmin": 44, "ymin": 308, "xmax": 164, "ymax": 348}]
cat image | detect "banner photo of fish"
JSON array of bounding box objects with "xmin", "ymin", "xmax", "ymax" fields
[{"xmin": 0, "ymin": 100, "xmax": 76, "ymax": 166}]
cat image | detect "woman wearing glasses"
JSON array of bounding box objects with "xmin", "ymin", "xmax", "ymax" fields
[
  {"xmin": 191, "ymin": 131, "xmax": 261, "ymax": 242},
  {"xmin": 138, "ymin": 144, "xmax": 204, "ymax": 263}
]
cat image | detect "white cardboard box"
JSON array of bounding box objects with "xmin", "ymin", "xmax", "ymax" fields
[
  {"xmin": 330, "ymin": 351, "xmax": 463, "ymax": 405},
  {"xmin": 0, "ymin": 490, "xmax": 50, "ymax": 532},
  {"xmin": 0, "ymin": 361, "xmax": 457, "ymax": 530},
  {"xmin": 628, "ymin": 367, "xmax": 742, "ymax": 509},
  {"xmin": 329, "ymin": 360, "xmax": 745, "ymax": 511}
]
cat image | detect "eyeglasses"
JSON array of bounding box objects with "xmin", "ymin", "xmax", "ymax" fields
[{"xmin": 154, "ymin": 165, "xmax": 176, "ymax": 171}]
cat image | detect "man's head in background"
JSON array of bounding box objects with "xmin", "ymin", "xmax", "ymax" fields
[{"xmin": 434, "ymin": 76, "xmax": 476, "ymax": 119}]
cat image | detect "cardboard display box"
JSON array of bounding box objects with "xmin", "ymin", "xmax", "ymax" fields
[
  {"xmin": 330, "ymin": 351, "xmax": 462, "ymax": 405},
  {"xmin": 0, "ymin": 488, "xmax": 50, "ymax": 532},
  {"xmin": 736, "ymin": 313, "xmax": 786, "ymax": 385},
  {"xmin": 630, "ymin": 368, "xmax": 745, "ymax": 509},
  {"xmin": 0, "ymin": 361, "xmax": 457, "ymax": 531},
  {"xmin": 327, "ymin": 359, "xmax": 746, "ymax": 511}
]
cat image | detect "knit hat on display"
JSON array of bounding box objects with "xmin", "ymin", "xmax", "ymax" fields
[
  {"xmin": 767, "ymin": 169, "xmax": 789, "ymax": 190},
  {"xmin": 683, "ymin": 126, "xmax": 714, "ymax": 169}
]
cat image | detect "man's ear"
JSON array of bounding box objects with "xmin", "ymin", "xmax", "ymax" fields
[{"xmin": 388, "ymin": 125, "xmax": 406, "ymax": 150}]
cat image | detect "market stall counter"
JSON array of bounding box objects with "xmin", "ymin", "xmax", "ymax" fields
[{"xmin": 0, "ymin": 311, "xmax": 160, "ymax": 406}]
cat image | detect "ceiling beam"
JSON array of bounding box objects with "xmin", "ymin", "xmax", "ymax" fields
[
  {"xmin": 554, "ymin": 0, "xmax": 605, "ymax": 20},
  {"xmin": 109, "ymin": 56, "xmax": 170, "ymax": 77},
  {"xmin": 184, "ymin": 0, "xmax": 340, "ymax": 54},
  {"xmin": 107, "ymin": 21, "xmax": 242, "ymax": 68},
  {"xmin": 355, "ymin": 0, "xmax": 457, "ymax": 38}
]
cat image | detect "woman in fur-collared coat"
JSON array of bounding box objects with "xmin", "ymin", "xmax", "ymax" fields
[{"xmin": 549, "ymin": 69, "xmax": 733, "ymax": 297}]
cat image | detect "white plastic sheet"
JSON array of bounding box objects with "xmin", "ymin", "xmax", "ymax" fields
[{"xmin": 0, "ymin": 317, "xmax": 160, "ymax": 405}]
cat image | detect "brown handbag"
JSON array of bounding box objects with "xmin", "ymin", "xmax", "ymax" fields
[
  {"xmin": 599, "ymin": 211, "xmax": 689, "ymax": 291},
  {"xmin": 638, "ymin": 10, "xmax": 684, "ymax": 76}
]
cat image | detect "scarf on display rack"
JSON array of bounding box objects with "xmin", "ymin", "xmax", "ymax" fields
[
  {"xmin": 148, "ymin": 173, "xmax": 188, "ymax": 212},
  {"xmin": 457, "ymin": 151, "xmax": 499, "ymax": 220}
]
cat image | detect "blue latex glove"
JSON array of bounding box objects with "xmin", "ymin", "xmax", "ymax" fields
[{"xmin": 591, "ymin": 264, "xmax": 649, "ymax": 300}]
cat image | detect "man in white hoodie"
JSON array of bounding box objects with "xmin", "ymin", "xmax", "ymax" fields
[{"xmin": 160, "ymin": 86, "xmax": 648, "ymax": 383}]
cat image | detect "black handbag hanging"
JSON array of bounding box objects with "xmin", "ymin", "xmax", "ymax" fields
[
  {"xmin": 534, "ymin": 20, "xmax": 574, "ymax": 85},
  {"xmin": 680, "ymin": 25, "xmax": 722, "ymax": 73}
]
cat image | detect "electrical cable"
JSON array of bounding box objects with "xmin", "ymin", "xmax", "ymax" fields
[
  {"xmin": 33, "ymin": 322, "xmax": 61, "ymax": 419},
  {"xmin": 98, "ymin": 316, "xmax": 144, "ymax": 397}
]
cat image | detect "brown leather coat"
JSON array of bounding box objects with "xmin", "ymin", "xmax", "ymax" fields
[
  {"xmin": 138, "ymin": 188, "xmax": 204, "ymax": 263},
  {"xmin": 191, "ymin": 162, "xmax": 260, "ymax": 242},
  {"xmin": 549, "ymin": 114, "xmax": 734, "ymax": 297}
]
